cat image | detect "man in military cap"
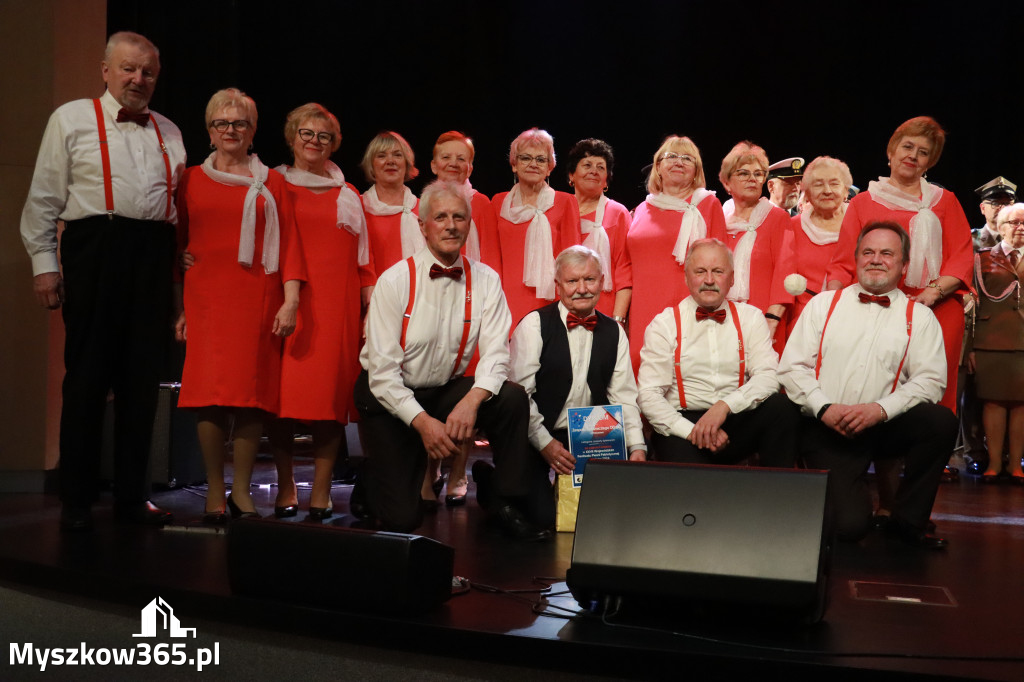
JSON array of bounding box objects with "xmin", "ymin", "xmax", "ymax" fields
[
  {"xmin": 962, "ymin": 177, "xmax": 1018, "ymax": 474},
  {"xmin": 973, "ymin": 177, "xmax": 1017, "ymax": 250},
  {"xmin": 766, "ymin": 157, "xmax": 805, "ymax": 216}
]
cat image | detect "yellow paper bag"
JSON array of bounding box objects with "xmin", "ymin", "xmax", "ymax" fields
[{"xmin": 555, "ymin": 474, "xmax": 581, "ymax": 532}]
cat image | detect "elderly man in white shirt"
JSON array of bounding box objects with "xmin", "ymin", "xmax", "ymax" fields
[
  {"xmin": 20, "ymin": 31, "xmax": 186, "ymax": 532},
  {"xmin": 355, "ymin": 180, "xmax": 546, "ymax": 540},
  {"xmin": 638, "ymin": 238, "xmax": 799, "ymax": 465},
  {"xmin": 778, "ymin": 221, "xmax": 957, "ymax": 549},
  {"xmin": 504, "ymin": 245, "xmax": 646, "ymax": 529}
]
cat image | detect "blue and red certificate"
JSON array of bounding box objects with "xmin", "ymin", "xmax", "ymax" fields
[{"xmin": 567, "ymin": 404, "xmax": 627, "ymax": 487}]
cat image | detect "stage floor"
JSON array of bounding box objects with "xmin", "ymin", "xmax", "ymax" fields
[{"xmin": 1, "ymin": 434, "xmax": 1022, "ymax": 681}]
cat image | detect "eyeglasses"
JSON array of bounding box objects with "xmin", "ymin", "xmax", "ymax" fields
[
  {"xmin": 517, "ymin": 154, "xmax": 549, "ymax": 166},
  {"xmin": 985, "ymin": 199, "xmax": 1014, "ymax": 208},
  {"xmin": 660, "ymin": 152, "xmax": 696, "ymax": 165},
  {"xmin": 298, "ymin": 128, "xmax": 334, "ymax": 145},
  {"xmin": 732, "ymin": 170, "xmax": 767, "ymax": 181},
  {"xmin": 210, "ymin": 119, "xmax": 251, "ymax": 132},
  {"xmin": 1002, "ymin": 219, "xmax": 1024, "ymax": 227}
]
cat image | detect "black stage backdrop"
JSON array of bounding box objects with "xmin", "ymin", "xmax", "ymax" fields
[{"xmin": 109, "ymin": 0, "xmax": 1024, "ymax": 217}]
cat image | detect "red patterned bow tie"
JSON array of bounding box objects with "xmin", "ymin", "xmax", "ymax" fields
[
  {"xmin": 116, "ymin": 108, "xmax": 150, "ymax": 127},
  {"xmin": 566, "ymin": 313, "xmax": 597, "ymax": 331},
  {"xmin": 429, "ymin": 264, "xmax": 463, "ymax": 281},
  {"xmin": 695, "ymin": 307, "xmax": 726, "ymax": 323},
  {"xmin": 858, "ymin": 292, "xmax": 891, "ymax": 307}
]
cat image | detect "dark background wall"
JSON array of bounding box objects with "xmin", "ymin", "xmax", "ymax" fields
[{"xmin": 109, "ymin": 0, "xmax": 1024, "ymax": 219}]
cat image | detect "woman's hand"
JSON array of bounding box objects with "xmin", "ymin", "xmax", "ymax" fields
[
  {"xmin": 179, "ymin": 251, "xmax": 195, "ymax": 271},
  {"xmin": 272, "ymin": 300, "xmax": 298, "ymax": 337},
  {"xmin": 913, "ymin": 285, "xmax": 943, "ymax": 308},
  {"xmin": 174, "ymin": 311, "xmax": 187, "ymax": 342}
]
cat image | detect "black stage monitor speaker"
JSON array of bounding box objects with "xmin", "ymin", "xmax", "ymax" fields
[
  {"xmin": 566, "ymin": 460, "xmax": 832, "ymax": 623},
  {"xmin": 228, "ymin": 518, "xmax": 454, "ymax": 614}
]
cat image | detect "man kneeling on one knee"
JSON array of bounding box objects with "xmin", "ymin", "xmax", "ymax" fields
[
  {"xmin": 778, "ymin": 221, "xmax": 957, "ymax": 549},
  {"xmin": 501, "ymin": 245, "xmax": 646, "ymax": 531},
  {"xmin": 355, "ymin": 180, "xmax": 537, "ymax": 538},
  {"xmin": 637, "ymin": 238, "xmax": 799, "ymax": 465}
]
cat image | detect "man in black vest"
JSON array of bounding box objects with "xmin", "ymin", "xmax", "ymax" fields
[{"xmin": 497, "ymin": 245, "xmax": 646, "ymax": 530}]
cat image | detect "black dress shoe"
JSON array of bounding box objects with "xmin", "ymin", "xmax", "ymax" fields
[
  {"xmin": 308, "ymin": 499, "xmax": 334, "ymax": 521},
  {"xmin": 274, "ymin": 504, "xmax": 298, "ymax": 519},
  {"xmin": 60, "ymin": 505, "xmax": 94, "ymax": 532},
  {"xmin": 349, "ymin": 480, "xmax": 371, "ymax": 519},
  {"xmin": 493, "ymin": 504, "xmax": 552, "ymax": 542},
  {"xmin": 202, "ymin": 510, "xmax": 228, "ymax": 525},
  {"xmin": 886, "ymin": 519, "xmax": 948, "ymax": 549},
  {"xmin": 471, "ymin": 460, "xmax": 494, "ymax": 510},
  {"xmin": 226, "ymin": 494, "xmax": 259, "ymax": 520},
  {"xmin": 114, "ymin": 501, "xmax": 173, "ymax": 526}
]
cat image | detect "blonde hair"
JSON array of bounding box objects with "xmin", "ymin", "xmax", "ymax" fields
[
  {"xmin": 283, "ymin": 103, "xmax": 341, "ymax": 154},
  {"xmin": 360, "ymin": 131, "xmax": 419, "ymax": 183},
  {"xmin": 719, "ymin": 141, "xmax": 768, "ymax": 188},
  {"xmin": 204, "ymin": 88, "xmax": 257, "ymax": 129},
  {"xmin": 648, "ymin": 135, "xmax": 705, "ymax": 194}
]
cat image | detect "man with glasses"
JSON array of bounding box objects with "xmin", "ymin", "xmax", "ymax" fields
[{"xmin": 20, "ymin": 31, "xmax": 186, "ymax": 531}]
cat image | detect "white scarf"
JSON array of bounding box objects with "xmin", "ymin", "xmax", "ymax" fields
[
  {"xmin": 800, "ymin": 210, "xmax": 842, "ymax": 246},
  {"xmin": 500, "ymin": 184, "xmax": 557, "ymax": 300},
  {"xmin": 461, "ymin": 180, "xmax": 481, "ymax": 262},
  {"xmin": 867, "ymin": 177, "xmax": 943, "ymax": 288},
  {"xmin": 645, "ymin": 188, "xmax": 715, "ymax": 264},
  {"xmin": 580, "ymin": 194, "xmax": 613, "ymax": 291},
  {"xmin": 723, "ymin": 197, "xmax": 773, "ymax": 302},
  {"xmin": 275, "ymin": 162, "xmax": 369, "ymax": 266},
  {"xmin": 201, "ymin": 153, "xmax": 280, "ymax": 274},
  {"xmin": 362, "ymin": 185, "xmax": 423, "ymax": 259}
]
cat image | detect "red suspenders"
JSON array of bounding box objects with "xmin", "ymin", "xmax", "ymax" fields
[
  {"xmin": 673, "ymin": 301, "xmax": 746, "ymax": 409},
  {"xmin": 92, "ymin": 98, "xmax": 173, "ymax": 220},
  {"xmin": 401, "ymin": 257, "xmax": 473, "ymax": 379},
  {"xmin": 815, "ymin": 288, "xmax": 914, "ymax": 393}
]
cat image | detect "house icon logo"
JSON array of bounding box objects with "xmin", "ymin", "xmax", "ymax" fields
[{"xmin": 133, "ymin": 597, "xmax": 197, "ymax": 638}]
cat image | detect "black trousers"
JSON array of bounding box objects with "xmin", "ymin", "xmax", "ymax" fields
[
  {"xmin": 58, "ymin": 216, "xmax": 174, "ymax": 505},
  {"xmin": 800, "ymin": 402, "xmax": 957, "ymax": 540},
  {"xmin": 651, "ymin": 393, "xmax": 800, "ymax": 468},
  {"xmin": 354, "ymin": 371, "xmax": 532, "ymax": 532}
]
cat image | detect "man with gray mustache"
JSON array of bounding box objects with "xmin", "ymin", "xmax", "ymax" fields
[
  {"xmin": 504, "ymin": 245, "xmax": 646, "ymax": 531},
  {"xmin": 637, "ymin": 238, "xmax": 799, "ymax": 464}
]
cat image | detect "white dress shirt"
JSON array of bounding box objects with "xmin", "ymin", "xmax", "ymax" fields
[
  {"xmin": 20, "ymin": 90, "xmax": 187, "ymax": 275},
  {"xmin": 510, "ymin": 302, "xmax": 646, "ymax": 453},
  {"xmin": 638, "ymin": 297, "xmax": 779, "ymax": 439},
  {"xmin": 360, "ymin": 248, "xmax": 511, "ymax": 425},
  {"xmin": 777, "ymin": 285, "xmax": 946, "ymax": 420}
]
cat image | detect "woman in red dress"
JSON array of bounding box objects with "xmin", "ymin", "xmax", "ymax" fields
[
  {"xmin": 269, "ymin": 103, "xmax": 375, "ymax": 520},
  {"xmin": 776, "ymin": 156, "xmax": 852, "ymax": 342},
  {"xmin": 825, "ymin": 116, "xmax": 972, "ymax": 412},
  {"xmin": 360, "ymin": 131, "xmax": 421, "ymax": 273},
  {"xmin": 493, "ymin": 128, "xmax": 582, "ymax": 327},
  {"xmin": 626, "ymin": 135, "xmax": 725, "ymax": 373},
  {"xmin": 711, "ymin": 141, "xmax": 791, "ymax": 347},
  {"xmin": 175, "ymin": 88, "xmax": 304, "ymax": 522},
  {"xmin": 565, "ymin": 138, "xmax": 632, "ymax": 321}
]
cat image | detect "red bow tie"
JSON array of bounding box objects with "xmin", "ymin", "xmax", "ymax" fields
[
  {"xmin": 566, "ymin": 313, "xmax": 597, "ymax": 331},
  {"xmin": 858, "ymin": 292, "xmax": 891, "ymax": 307},
  {"xmin": 116, "ymin": 108, "xmax": 150, "ymax": 127},
  {"xmin": 695, "ymin": 307, "xmax": 726, "ymax": 323},
  {"xmin": 429, "ymin": 264, "xmax": 463, "ymax": 281}
]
